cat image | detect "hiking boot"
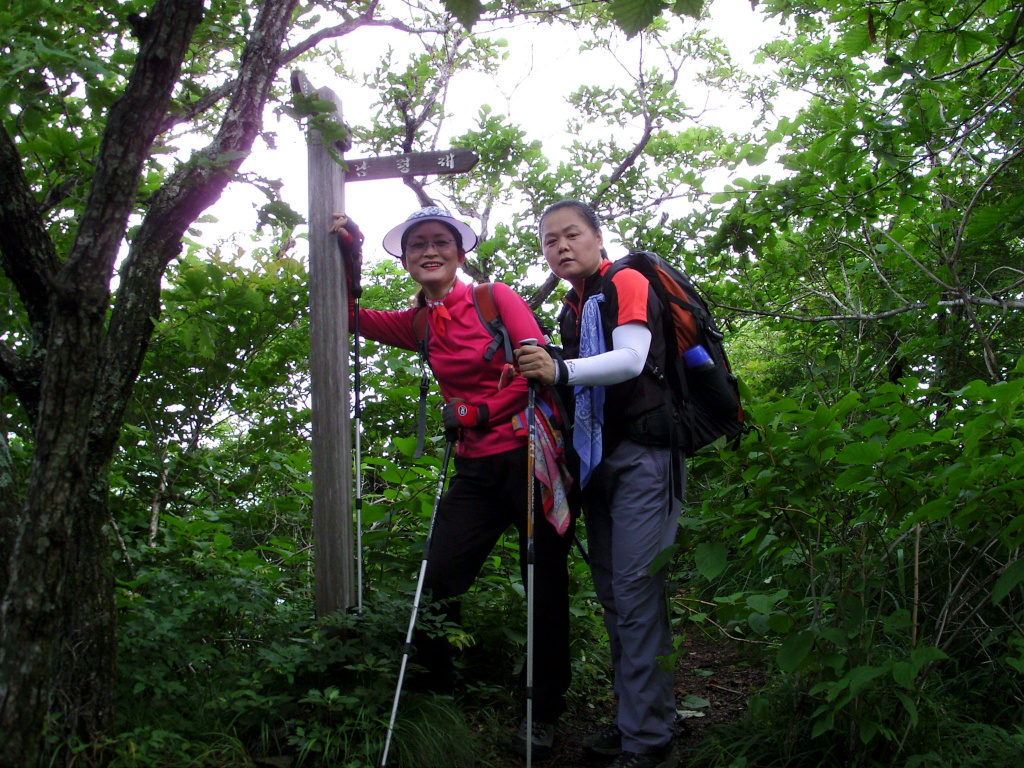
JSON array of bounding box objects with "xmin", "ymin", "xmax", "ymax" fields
[
  {"xmin": 581, "ymin": 723, "xmax": 621, "ymax": 756},
  {"xmin": 607, "ymin": 740, "xmax": 679, "ymax": 768},
  {"xmin": 511, "ymin": 718, "xmax": 555, "ymax": 760}
]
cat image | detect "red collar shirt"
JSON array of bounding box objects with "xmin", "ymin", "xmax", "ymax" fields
[{"xmin": 354, "ymin": 279, "xmax": 548, "ymax": 458}]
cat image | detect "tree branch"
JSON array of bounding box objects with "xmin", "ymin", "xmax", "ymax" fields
[
  {"xmin": 157, "ymin": 80, "xmax": 236, "ymax": 136},
  {"xmin": 38, "ymin": 177, "xmax": 81, "ymax": 217},
  {"xmin": 528, "ymin": 271, "xmax": 562, "ymax": 311},
  {"xmin": 0, "ymin": 123, "xmax": 61, "ymax": 340},
  {"xmin": 952, "ymin": 141, "xmax": 1024, "ymax": 260},
  {"xmin": 96, "ymin": 0, "xmax": 301, "ymax": 456},
  {"xmin": 63, "ymin": 0, "xmax": 206, "ymax": 313},
  {"xmin": 282, "ymin": 7, "xmax": 435, "ymax": 65},
  {"xmin": 593, "ymin": 111, "xmax": 655, "ymax": 207},
  {"xmin": 873, "ymin": 227, "xmax": 954, "ymax": 291},
  {"xmin": 0, "ymin": 341, "xmax": 40, "ymax": 421},
  {"xmin": 156, "ymin": 5, "xmax": 442, "ymax": 136},
  {"xmin": 715, "ymin": 293, "xmax": 1024, "ymax": 324}
]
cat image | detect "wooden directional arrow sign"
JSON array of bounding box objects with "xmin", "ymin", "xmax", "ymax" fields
[{"xmin": 344, "ymin": 148, "xmax": 478, "ymax": 182}]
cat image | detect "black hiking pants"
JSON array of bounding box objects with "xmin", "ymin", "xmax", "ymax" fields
[{"xmin": 413, "ymin": 446, "xmax": 575, "ymax": 723}]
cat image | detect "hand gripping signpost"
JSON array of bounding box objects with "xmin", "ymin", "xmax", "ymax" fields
[{"xmin": 291, "ymin": 70, "xmax": 478, "ymax": 619}]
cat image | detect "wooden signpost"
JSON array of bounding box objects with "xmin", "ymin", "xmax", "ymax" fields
[{"xmin": 292, "ymin": 71, "xmax": 479, "ymax": 618}]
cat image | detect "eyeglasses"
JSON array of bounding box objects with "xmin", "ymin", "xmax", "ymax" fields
[{"xmin": 406, "ymin": 238, "xmax": 456, "ymax": 255}]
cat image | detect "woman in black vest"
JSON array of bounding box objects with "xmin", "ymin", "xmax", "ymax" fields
[{"xmin": 517, "ymin": 200, "xmax": 682, "ymax": 768}]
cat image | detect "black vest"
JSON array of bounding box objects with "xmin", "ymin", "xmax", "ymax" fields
[{"xmin": 558, "ymin": 262, "xmax": 671, "ymax": 452}]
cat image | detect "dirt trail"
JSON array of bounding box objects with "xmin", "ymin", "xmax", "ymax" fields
[{"xmin": 493, "ymin": 629, "xmax": 769, "ymax": 767}]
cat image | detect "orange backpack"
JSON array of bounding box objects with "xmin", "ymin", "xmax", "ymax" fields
[{"xmin": 605, "ymin": 251, "xmax": 747, "ymax": 455}]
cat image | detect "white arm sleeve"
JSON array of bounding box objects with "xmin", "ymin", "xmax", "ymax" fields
[{"xmin": 563, "ymin": 322, "xmax": 651, "ymax": 386}]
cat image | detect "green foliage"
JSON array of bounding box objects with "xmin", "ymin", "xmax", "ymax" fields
[
  {"xmin": 8, "ymin": 0, "xmax": 1024, "ymax": 764},
  {"xmin": 443, "ymin": 0, "xmax": 485, "ymax": 30},
  {"xmin": 609, "ymin": 0, "xmax": 673, "ymax": 38},
  {"xmin": 607, "ymin": 0, "xmax": 706, "ymax": 38},
  {"xmin": 113, "ymin": 355, "xmax": 498, "ymax": 765},
  {"xmin": 694, "ymin": 0, "xmax": 1024, "ymax": 393},
  {"xmin": 679, "ymin": 364, "xmax": 1024, "ymax": 765},
  {"xmin": 103, "ymin": 0, "xmax": 1024, "ymax": 759},
  {"xmin": 114, "ymin": 545, "xmax": 479, "ymax": 768},
  {"xmin": 101, "ymin": 244, "xmax": 614, "ymax": 766},
  {"xmin": 692, "ymin": 697, "xmax": 1024, "ymax": 768}
]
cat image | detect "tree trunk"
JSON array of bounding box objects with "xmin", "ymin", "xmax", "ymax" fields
[
  {"xmin": 0, "ymin": 303, "xmax": 109, "ymax": 768},
  {"xmin": 0, "ymin": 0, "xmax": 206, "ymax": 764},
  {"xmin": 0, "ymin": 1, "xmax": 301, "ymax": 764},
  {"xmin": 51, "ymin": 473, "xmax": 118, "ymax": 753}
]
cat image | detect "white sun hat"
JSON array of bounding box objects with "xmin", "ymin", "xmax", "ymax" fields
[{"xmin": 382, "ymin": 206, "xmax": 479, "ymax": 257}]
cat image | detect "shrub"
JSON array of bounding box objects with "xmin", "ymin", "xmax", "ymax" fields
[{"xmin": 679, "ymin": 363, "xmax": 1024, "ymax": 765}]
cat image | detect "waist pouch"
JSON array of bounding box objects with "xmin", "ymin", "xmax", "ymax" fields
[{"xmin": 625, "ymin": 404, "xmax": 683, "ymax": 448}]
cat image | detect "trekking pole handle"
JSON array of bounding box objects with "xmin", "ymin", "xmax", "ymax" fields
[{"xmin": 519, "ymin": 338, "xmax": 540, "ymax": 389}]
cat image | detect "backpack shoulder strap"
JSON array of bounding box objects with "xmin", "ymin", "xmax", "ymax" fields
[
  {"xmin": 412, "ymin": 306, "xmax": 431, "ymax": 458},
  {"xmin": 413, "ymin": 305, "xmax": 429, "ymax": 353},
  {"xmin": 473, "ymin": 282, "xmax": 514, "ymax": 363},
  {"xmin": 611, "ymin": 252, "xmax": 693, "ymax": 398},
  {"xmin": 473, "ymin": 282, "xmax": 499, "ymax": 322}
]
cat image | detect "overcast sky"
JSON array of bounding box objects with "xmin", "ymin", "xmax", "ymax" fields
[{"xmin": 201, "ymin": 0, "xmax": 785, "ymax": 263}]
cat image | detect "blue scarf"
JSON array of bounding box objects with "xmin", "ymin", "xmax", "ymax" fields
[{"xmin": 573, "ymin": 294, "xmax": 606, "ymax": 487}]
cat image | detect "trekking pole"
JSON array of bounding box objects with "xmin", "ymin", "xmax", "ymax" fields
[
  {"xmin": 380, "ymin": 438, "xmax": 455, "ymax": 768},
  {"xmin": 520, "ymin": 338, "xmax": 539, "ymax": 768},
  {"xmin": 338, "ymin": 220, "xmax": 365, "ymax": 615},
  {"xmin": 351, "ymin": 249, "xmax": 365, "ymax": 616}
]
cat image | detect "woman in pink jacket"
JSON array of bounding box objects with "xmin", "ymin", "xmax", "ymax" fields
[{"xmin": 333, "ymin": 206, "xmax": 574, "ymax": 759}]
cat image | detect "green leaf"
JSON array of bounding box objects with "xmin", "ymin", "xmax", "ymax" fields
[
  {"xmin": 840, "ymin": 24, "xmax": 872, "ymax": 57},
  {"xmin": 897, "ymin": 663, "xmax": 921, "ymax": 692},
  {"xmin": 834, "ymin": 464, "xmax": 874, "ymax": 490},
  {"xmin": 678, "ymin": 693, "xmax": 710, "ymax": 709},
  {"xmin": 648, "ymin": 543, "xmax": 679, "ymax": 574},
  {"xmin": 442, "ymin": 0, "xmax": 483, "ymax": 30},
  {"xmin": 858, "ymin": 718, "xmax": 880, "ymax": 744},
  {"xmin": 846, "ymin": 664, "xmax": 887, "ymax": 695},
  {"xmin": 836, "ymin": 442, "xmax": 882, "ymax": 465},
  {"xmin": 671, "ymin": 0, "xmax": 703, "ymax": 19},
  {"xmin": 885, "ymin": 429, "xmax": 935, "ymax": 454},
  {"xmin": 909, "ymin": 646, "xmax": 947, "ymax": 666},
  {"xmin": 895, "ymin": 691, "xmax": 920, "ymax": 726},
  {"xmin": 182, "ymin": 268, "xmax": 208, "ymax": 298},
  {"xmin": 746, "ymin": 593, "xmax": 777, "ymax": 615},
  {"xmin": 767, "ymin": 612, "xmax": 794, "ymax": 634},
  {"xmin": 608, "ymin": 0, "xmax": 664, "ymax": 37},
  {"xmin": 777, "ymin": 630, "xmax": 815, "ymax": 673},
  {"xmin": 694, "ymin": 541, "xmax": 728, "ymax": 580},
  {"xmin": 992, "ymin": 557, "xmax": 1024, "ymax": 604},
  {"xmin": 747, "ymin": 612, "xmax": 770, "ymax": 635},
  {"xmin": 903, "ymin": 497, "xmax": 953, "ymax": 528},
  {"xmin": 811, "ymin": 711, "xmax": 834, "ymax": 739}
]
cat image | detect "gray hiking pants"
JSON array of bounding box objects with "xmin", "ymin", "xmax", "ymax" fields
[{"xmin": 583, "ymin": 439, "xmax": 683, "ymax": 754}]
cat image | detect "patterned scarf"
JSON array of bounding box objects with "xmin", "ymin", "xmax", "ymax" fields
[{"xmin": 513, "ymin": 401, "xmax": 572, "ymax": 536}]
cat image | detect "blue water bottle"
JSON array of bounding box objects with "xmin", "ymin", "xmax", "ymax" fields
[{"xmin": 683, "ymin": 344, "xmax": 715, "ymax": 372}]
